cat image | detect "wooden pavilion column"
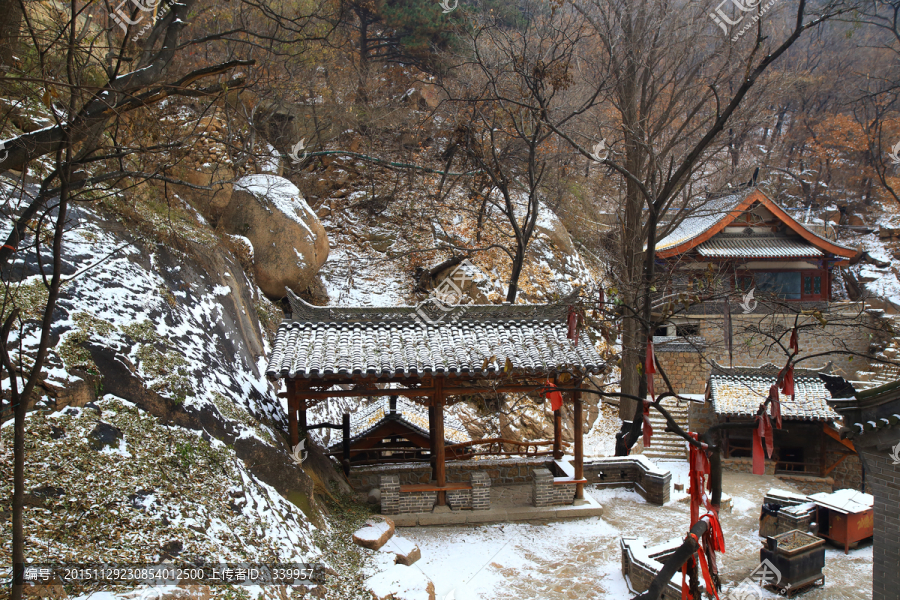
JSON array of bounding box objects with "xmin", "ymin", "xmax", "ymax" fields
[
  {"xmin": 286, "ymin": 379, "xmax": 299, "ymax": 448},
  {"xmin": 574, "ymin": 379, "xmax": 584, "ymax": 500},
  {"xmin": 433, "ymin": 376, "xmax": 446, "ymax": 506},
  {"xmin": 428, "ymin": 404, "xmax": 437, "ymax": 476}
]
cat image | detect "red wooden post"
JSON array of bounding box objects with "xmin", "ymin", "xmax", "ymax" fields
[
  {"xmin": 434, "ymin": 377, "xmax": 446, "ymax": 506},
  {"xmin": 287, "ymin": 379, "xmax": 299, "ymax": 448},
  {"xmin": 553, "ymin": 407, "xmax": 563, "ymax": 460},
  {"xmin": 428, "ymin": 404, "xmax": 437, "ymax": 477},
  {"xmin": 342, "ymin": 412, "xmax": 351, "ymax": 477},
  {"xmin": 574, "ymin": 380, "xmax": 584, "ymax": 500}
]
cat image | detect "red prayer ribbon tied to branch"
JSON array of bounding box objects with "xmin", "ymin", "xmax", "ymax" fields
[
  {"xmin": 643, "ymin": 338, "xmax": 657, "ymax": 447},
  {"xmin": 684, "ymin": 433, "xmax": 725, "ymax": 600},
  {"xmin": 769, "ymin": 384, "xmax": 783, "ymax": 429},
  {"xmin": 789, "ymin": 327, "xmax": 800, "ymax": 354},
  {"xmin": 541, "ymin": 379, "xmax": 564, "ymax": 412},
  {"xmin": 752, "ymin": 409, "xmax": 775, "ymax": 475},
  {"xmin": 566, "ymin": 306, "xmax": 583, "ymax": 344}
]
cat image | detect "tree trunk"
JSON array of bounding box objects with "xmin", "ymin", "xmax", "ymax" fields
[
  {"xmin": 506, "ymin": 241, "xmax": 525, "ymax": 302},
  {"xmin": 0, "ymin": 0, "xmax": 23, "ymax": 67}
]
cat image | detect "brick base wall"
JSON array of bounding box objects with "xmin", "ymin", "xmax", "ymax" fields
[
  {"xmin": 584, "ymin": 457, "xmax": 671, "ymax": 505},
  {"xmin": 380, "ymin": 472, "xmax": 491, "ymax": 514},
  {"xmin": 350, "ymin": 457, "xmax": 548, "ymax": 492},
  {"xmin": 857, "ymin": 449, "xmax": 900, "ymax": 600},
  {"xmin": 620, "ymin": 537, "xmax": 684, "ymax": 600},
  {"xmin": 532, "ymin": 468, "xmax": 577, "ymax": 507}
]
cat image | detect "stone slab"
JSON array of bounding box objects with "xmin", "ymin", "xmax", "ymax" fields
[{"xmin": 393, "ymin": 492, "xmax": 604, "ymax": 527}]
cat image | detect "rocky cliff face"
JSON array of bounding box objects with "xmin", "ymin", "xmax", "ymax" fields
[{"xmin": 0, "ymin": 175, "xmax": 355, "ymax": 582}]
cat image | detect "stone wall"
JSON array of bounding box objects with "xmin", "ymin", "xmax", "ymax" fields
[
  {"xmin": 695, "ymin": 310, "xmax": 880, "ymax": 380},
  {"xmin": 583, "ymin": 457, "xmax": 671, "ymax": 505},
  {"xmin": 858, "ymin": 449, "xmax": 900, "ymax": 600},
  {"xmin": 399, "ymin": 489, "xmax": 438, "ymax": 513},
  {"xmin": 826, "ymin": 437, "xmax": 865, "ymax": 491},
  {"xmin": 620, "ymin": 537, "xmax": 683, "ymax": 600},
  {"xmin": 470, "ymin": 471, "xmax": 490, "ymax": 510},
  {"xmin": 379, "ymin": 472, "xmax": 491, "ymax": 514},
  {"xmin": 688, "ymin": 399, "xmax": 717, "ymax": 434},
  {"xmin": 532, "ymin": 468, "xmax": 576, "ymax": 507},
  {"xmin": 350, "ymin": 457, "xmax": 547, "ymax": 492},
  {"xmin": 652, "ymin": 349, "xmax": 708, "ymax": 395},
  {"xmin": 380, "ymin": 475, "xmax": 400, "ymax": 515}
]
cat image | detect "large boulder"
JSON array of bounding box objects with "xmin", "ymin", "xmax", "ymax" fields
[{"xmin": 220, "ymin": 175, "xmax": 329, "ymax": 300}]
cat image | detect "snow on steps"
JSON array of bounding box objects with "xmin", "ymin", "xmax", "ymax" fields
[{"xmin": 641, "ymin": 399, "xmax": 689, "ymax": 460}]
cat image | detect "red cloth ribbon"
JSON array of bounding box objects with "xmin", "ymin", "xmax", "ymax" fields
[
  {"xmin": 752, "ymin": 425, "xmax": 765, "ymax": 475},
  {"xmin": 645, "ymin": 337, "xmax": 657, "ymax": 399},
  {"xmin": 759, "ymin": 412, "xmax": 774, "ymax": 458},
  {"xmin": 780, "ymin": 364, "xmax": 794, "ymax": 399},
  {"xmin": 789, "ymin": 327, "xmax": 799, "ymax": 354},
  {"xmin": 684, "ymin": 437, "xmax": 725, "ymax": 600},
  {"xmin": 769, "ymin": 385, "xmax": 782, "ymax": 429},
  {"xmin": 542, "ymin": 379, "xmax": 564, "ymax": 412},
  {"xmin": 643, "ymin": 401, "xmax": 653, "ymax": 448}
]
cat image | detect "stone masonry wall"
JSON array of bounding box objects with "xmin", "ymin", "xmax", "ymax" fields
[
  {"xmin": 620, "ymin": 537, "xmax": 683, "ymax": 600},
  {"xmin": 858, "ymin": 449, "xmax": 900, "ymax": 600},
  {"xmin": 532, "ymin": 468, "xmax": 576, "ymax": 507},
  {"xmin": 350, "ymin": 457, "xmax": 546, "ymax": 492},
  {"xmin": 583, "ymin": 457, "xmax": 671, "ymax": 505},
  {"xmin": 653, "ymin": 350, "xmax": 708, "ymax": 395},
  {"xmin": 688, "ymin": 399, "xmax": 717, "ymax": 434},
  {"xmin": 380, "ymin": 472, "xmax": 491, "ymax": 514}
]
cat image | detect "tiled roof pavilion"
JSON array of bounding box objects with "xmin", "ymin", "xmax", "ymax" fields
[
  {"xmin": 267, "ymin": 291, "xmax": 604, "ymax": 380},
  {"xmin": 654, "ymin": 188, "xmax": 856, "ymax": 260},
  {"xmin": 268, "ymin": 290, "xmax": 602, "ymax": 504}
]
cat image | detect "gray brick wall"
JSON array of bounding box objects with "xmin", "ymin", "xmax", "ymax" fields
[
  {"xmin": 349, "ymin": 457, "xmax": 548, "ymax": 492},
  {"xmin": 532, "ymin": 468, "xmax": 577, "ymax": 507},
  {"xmin": 380, "ymin": 475, "xmax": 399, "ymax": 515},
  {"xmin": 471, "ymin": 471, "xmax": 490, "ymax": 511},
  {"xmin": 399, "ymin": 490, "xmax": 437, "ymax": 513},
  {"xmin": 858, "ymin": 449, "xmax": 900, "ymax": 600},
  {"xmin": 583, "ymin": 458, "xmax": 671, "ymax": 505}
]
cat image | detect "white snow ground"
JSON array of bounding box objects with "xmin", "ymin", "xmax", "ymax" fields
[{"xmin": 379, "ymin": 467, "xmax": 872, "ymax": 600}]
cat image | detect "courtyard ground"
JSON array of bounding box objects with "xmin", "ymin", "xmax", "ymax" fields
[{"xmin": 369, "ymin": 460, "xmax": 873, "ymax": 600}]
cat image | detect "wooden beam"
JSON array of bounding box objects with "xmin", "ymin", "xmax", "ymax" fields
[
  {"xmin": 434, "ymin": 377, "xmax": 446, "ymax": 506},
  {"xmin": 278, "ymin": 382, "xmax": 553, "ymax": 400},
  {"xmin": 823, "ymin": 423, "xmax": 856, "ymax": 452},
  {"xmin": 574, "ymin": 380, "xmax": 584, "ymax": 500}
]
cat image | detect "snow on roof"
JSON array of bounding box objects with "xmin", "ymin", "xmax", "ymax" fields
[
  {"xmin": 696, "ymin": 235, "xmax": 824, "ymax": 258},
  {"xmin": 655, "ymin": 190, "xmax": 753, "ymax": 252},
  {"xmin": 267, "ymin": 291, "xmax": 605, "ymax": 380},
  {"xmin": 708, "ymin": 363, "xmax": 838, "ymax": 421},
  {"xmin": 809, "ymin": 489, "xmax": 874, "ymax": 514}
]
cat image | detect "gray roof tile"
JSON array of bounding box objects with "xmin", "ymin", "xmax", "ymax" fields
[{"xmin": 266, "ymin": 291, "xmax": 604, "ymax": 380}]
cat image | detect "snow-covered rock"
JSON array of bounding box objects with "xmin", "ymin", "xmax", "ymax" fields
[
  {"xmin": 381, "ymin": 535, "xmax": 421, "ymax": 566},
  {"xmin": 353, "ymin": 516, "xmax": 395, "ymax": 551},
  {"xmin": 223, "ymin": 175, "xmax": 329, "ymax": 300}
]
